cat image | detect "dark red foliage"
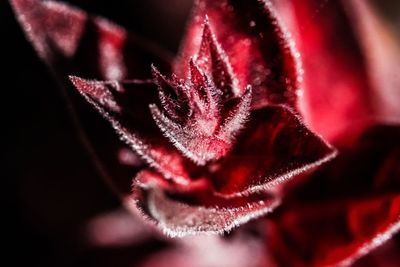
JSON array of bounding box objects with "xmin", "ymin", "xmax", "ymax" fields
[
  {"xmin": 10, "ymin": 0, "xmax": 400, "ymax": 266},
  {"xmin": 266, "ymin": 125, "xmax": 400, "ymax": 266}
]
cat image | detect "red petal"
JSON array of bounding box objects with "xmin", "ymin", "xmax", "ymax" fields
[
  {"xmin": 211, "ymin": 105, "xmax": 336, "ymax": 196},
  {"xmin": 130, "ymin": 170, "xmax": 279, "ymax": 237},
  {"xmin": 266, "ymin": 125, "xmax": 400, "ymax": 267},
  {"xmin": 347, "ymin": 0, "xmax": 400, "ymax": 125},
  {"xmin": 69, "ymin": 76, "xmax": 194, "ymax": 186},
  {"xmin": 174, "ymin": 0, "xmax": 301, "ymax": 109},
  {"xmin": 10, "ymin": 0, "xmax": 170, "ymax": 80},
  {"xmin": 273, "ymin": 0, "xmax": 374, "ymax": 144}
]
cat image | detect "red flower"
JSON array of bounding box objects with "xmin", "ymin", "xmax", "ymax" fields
[{"xmin": 10, "ymin": 0, "xmax": 400, "ymax": 266}]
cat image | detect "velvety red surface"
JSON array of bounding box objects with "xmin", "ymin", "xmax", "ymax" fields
[{"xmin": 8, "ymin": 0, "xmax": 400, "ymax": 266}]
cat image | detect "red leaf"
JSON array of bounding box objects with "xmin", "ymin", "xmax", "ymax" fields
[
  {"xmin": 266, "ymin": 125, "xmax": 400, "ymax": 267},
  {"xmin": 130, "ymin": 170, "xmax": 280, "ymax": 237},
  {"xmin": 69, "ymin": 76, "xmax": 195, "ymax": 186},
  {"xmin": 210, "ymin": 105, "xmax": 336, "ymax": 196}
]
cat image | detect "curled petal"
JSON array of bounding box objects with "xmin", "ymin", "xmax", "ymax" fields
[{"xmin": 131, "ymin": 170, "xmax": 280, "ymax": 237}]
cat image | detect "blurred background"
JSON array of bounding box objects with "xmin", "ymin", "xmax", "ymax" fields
[{"xmin": 2, "ymin": 0, "xmax": 399, "ymax": 266}]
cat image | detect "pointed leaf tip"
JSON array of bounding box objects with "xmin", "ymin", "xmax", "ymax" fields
[{"xmin": 174, "ymin": 0, "xmax": 301, "ymax": 108}]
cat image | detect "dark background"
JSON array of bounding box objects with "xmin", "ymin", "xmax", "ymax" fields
[{"xmin": 2, "ymin": 0, "xmax": 399, "ymax": 266}]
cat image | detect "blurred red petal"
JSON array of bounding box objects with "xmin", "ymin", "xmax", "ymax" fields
[
  {"xmin": 138, "ymin": 234, "xmax": 268, "ymax": 267},
  {"xmin": 266, "ymin": 125, "xmax": 400, "ymax": 267},
  {"xmin": 347, "ymin": 0, "xmax": 400, "ymax": 125},
  {"xmin": 274, "ymin": 0, "xmax": 374, "ymax": 144},
  {"xmin": 84, "ymin": 208, "xmax": 155, "ymax": 248},
  {"xmin": 10, "ymin": 0, "xmax": 170, "ymax": 80}
]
